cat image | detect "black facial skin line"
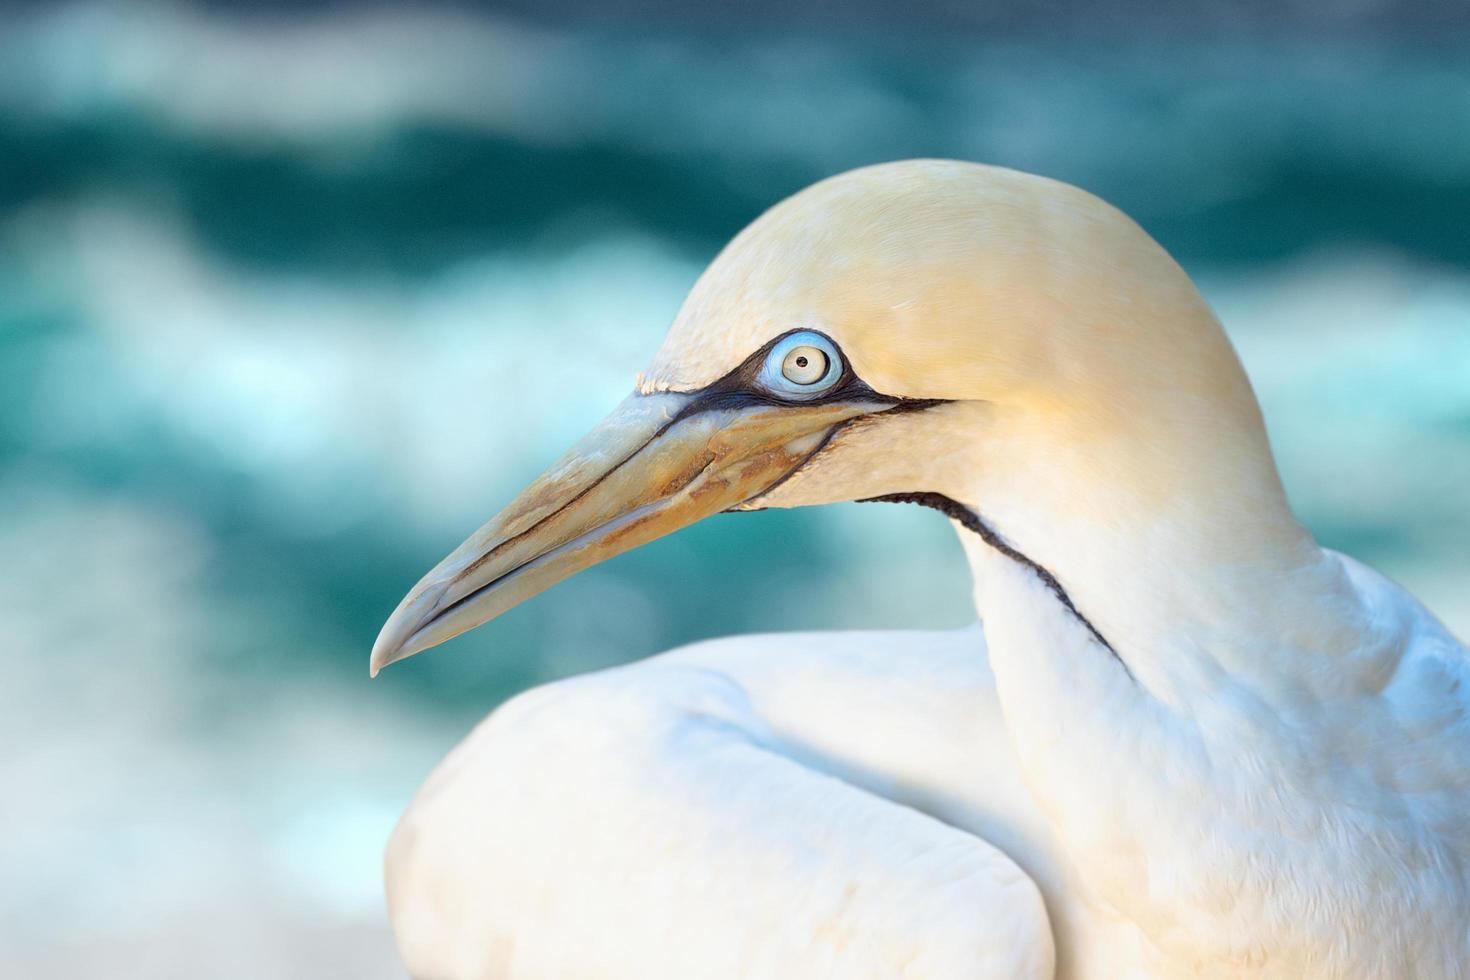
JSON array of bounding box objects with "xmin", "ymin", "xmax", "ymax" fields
[
  {"xmin": 448, "ymin": 330, "xmax": 944, "ymax": 604},
  {"xmin": 860, "ymin": 492, "xmax": 1134, "ymax": 680},
  {"xmin": 671, "ymin": 328, "xmax": 947, "ymax": 423},
  {"xmin": 660, "ymin": 333, "xmax": 1127, "ymax": 676}
]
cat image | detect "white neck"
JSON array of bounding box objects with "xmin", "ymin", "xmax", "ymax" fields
[
  {"xmin": 934, "ymin": 366, "xmax": 1370, "ymax": 709},
  {"xmin": 919, "ymin": 368, "xmax": 1408, "ymax": 953}
]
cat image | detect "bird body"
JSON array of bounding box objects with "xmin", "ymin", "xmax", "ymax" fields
[
  {"xmin": 386, "ymin": 628, "xmax": 1058, "ymax": 979},
  {"xmin": 373, "ymin": 161, "xmax": 1470, "ymax": 978}
]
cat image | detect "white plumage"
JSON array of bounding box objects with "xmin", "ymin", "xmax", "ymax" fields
[
  {"xmin": 387, "ymin": 629, "xmax": 1055, "ymax": 979},
  {"xmin": 373, "ymin": 160, "xmax": 1470, "ymax": 979}
]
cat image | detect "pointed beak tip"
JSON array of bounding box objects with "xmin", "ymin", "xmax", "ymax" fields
[
  {"xmin": 368, "ymin": 642, "xmax": 394, "ymax": 679},
  {"xmin": 370, "ymin": 576, "xmax": 454, "ymax": 679},
  {"xmin": 370, "ymin": 620, "xmax": 423, "ymax": 674},
  {"xmin": 369, "ymin": 613, "xmax": 417, "ymax": 679}
]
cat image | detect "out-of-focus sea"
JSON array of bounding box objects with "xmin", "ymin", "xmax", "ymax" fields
[{"xmin": 2, "ymin": 4, "xmax": 1467, "ymax": 975}]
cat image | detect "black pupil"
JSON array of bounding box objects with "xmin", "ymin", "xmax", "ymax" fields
[{"xmin": 795, "ymin": 356, "xmax": 808, "ymax": 368}]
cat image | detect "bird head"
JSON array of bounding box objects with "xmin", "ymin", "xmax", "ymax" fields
[{"xmin": 371, "ymin": 159, "xmax": 1281, "ymax": 675}]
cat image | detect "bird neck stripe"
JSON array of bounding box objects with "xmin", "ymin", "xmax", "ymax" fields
[{"xmin": 860, "ymin": 491, "xmax": 1132, "ymax": 679}]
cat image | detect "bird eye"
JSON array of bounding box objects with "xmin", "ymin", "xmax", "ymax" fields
[
  {"xmin": 758, "ymin": 331, "xmax": 843, "ymax": 398},
  {"xmin": 781, "ymin": 346, "xmax": 828, "ymax": 385}
]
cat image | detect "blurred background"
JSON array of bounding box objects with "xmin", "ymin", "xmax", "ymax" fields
[{"xmin": 3, "ymin": 0, "xmax": 1468, "ymax": 975}]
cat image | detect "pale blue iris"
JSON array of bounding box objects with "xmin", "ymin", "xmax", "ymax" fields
[{"xmin": 756, "ymin": 331, "xmax": 843, "ymax": 398}]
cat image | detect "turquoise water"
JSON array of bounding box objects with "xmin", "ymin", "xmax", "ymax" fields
[{"xmin": 3, "ymin": 5, "xmax": 1467, "ymax": 975}]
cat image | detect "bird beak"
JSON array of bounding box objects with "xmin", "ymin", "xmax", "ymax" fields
[{"xmin": 370, "ymin": 389, "xmax": 885, "ymax": 675}]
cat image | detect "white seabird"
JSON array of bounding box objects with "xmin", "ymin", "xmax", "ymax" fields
[{"xmin": 371, "ymin": 160, "xmax": 1470, "ymax": 979}]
